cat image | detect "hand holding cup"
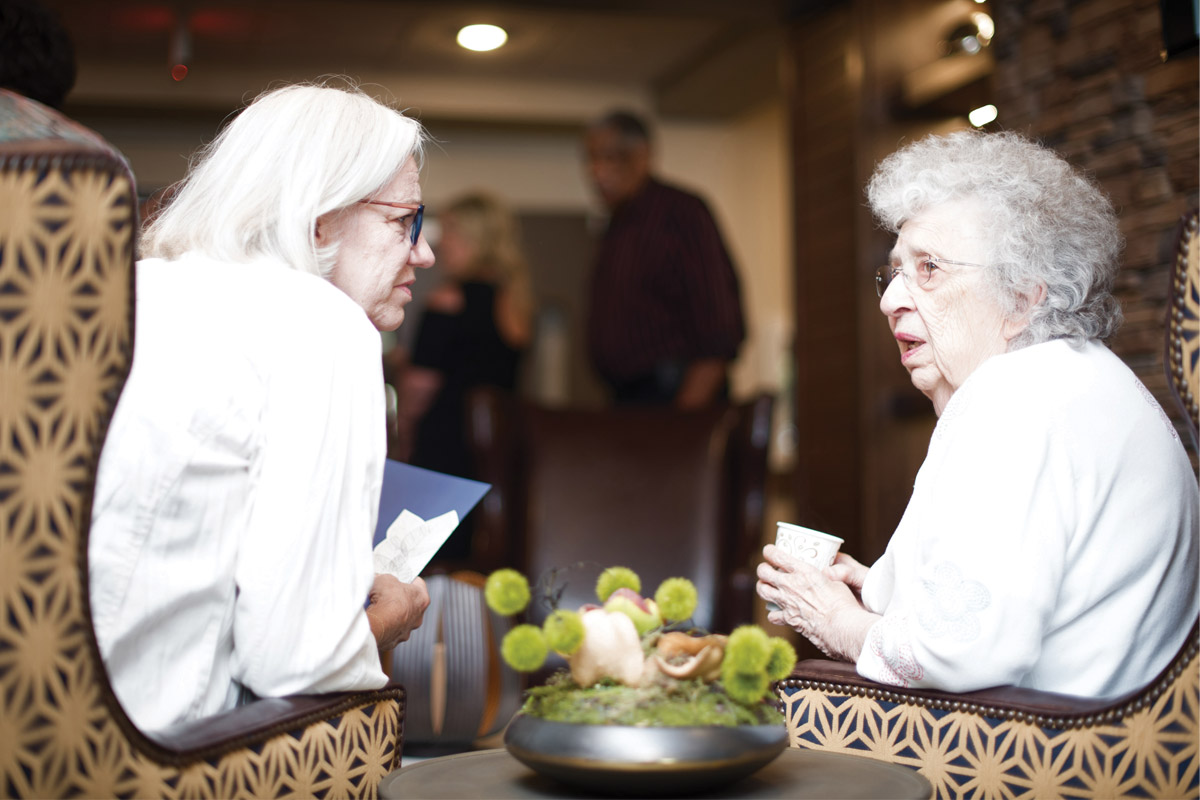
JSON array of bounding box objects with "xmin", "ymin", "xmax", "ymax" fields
[{"xmin": 765, "ymin": 522, "xmax": 843, "ymax": 612}]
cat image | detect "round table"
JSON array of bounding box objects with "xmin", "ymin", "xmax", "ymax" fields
[{"xmin": 378, "ymin": 747, "xmax": 932, "ymax": 799}]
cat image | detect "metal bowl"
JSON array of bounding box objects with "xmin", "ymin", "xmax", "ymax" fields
[{"xmin": 503, "ymin": 714, "xmax": 788, "ymax": 796}]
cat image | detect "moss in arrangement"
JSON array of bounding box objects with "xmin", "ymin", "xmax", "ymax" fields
[{"xmin": 520, "ymin": 673, "xmax": 785, "ymax": 728}]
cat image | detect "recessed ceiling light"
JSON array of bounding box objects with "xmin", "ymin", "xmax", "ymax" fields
[
  {"xmin": 457, "ymin": 24, "xmax": 508, "ymax": 52},
  {"xmin": 969, "ymin": 104, "xmax": 998, "ymax": 127}
]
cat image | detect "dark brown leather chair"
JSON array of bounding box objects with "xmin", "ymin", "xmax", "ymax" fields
[
  {"xmin": 774, "ymin": 208, "xmax": 1200, "ymax": 800},
  {"xmin": 465, "ymin": 389, "xmax": 774, "ymax": 634},
  {"xmin": 0, "ymin": 103, "xmax": 406, "ymax": 798}
]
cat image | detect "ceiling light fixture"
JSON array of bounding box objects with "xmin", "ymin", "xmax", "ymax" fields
[
  {"xmin": 971, "ymin": 12, "xmax": 995, "ymax": 43},
  {"xmin": 942, "ymin": 12, "xmax": 994, "ymax": 57},
  {"xmin": 969, "ymin": 104, "xmax": 998, "ymax": 127},
  {"xmin": 457, "ymin": 23, "xmax": 508, "ymax": 52}
]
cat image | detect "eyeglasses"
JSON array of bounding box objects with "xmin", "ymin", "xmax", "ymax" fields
[
  {"xmin": 874, "ymin": 256, "xmax": 984, "ymax": 298},
  {"xmin": 357, "ymin": 200, "xmax": 424, "ymax": 244}
]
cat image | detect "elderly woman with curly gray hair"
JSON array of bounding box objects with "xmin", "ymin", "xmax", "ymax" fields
[{"xmin": 756, "ymin": 130, "xmax": 1198, "ymax": 698}]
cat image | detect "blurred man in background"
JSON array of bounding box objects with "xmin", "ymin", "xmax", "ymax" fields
[{"xmin": 583, "ymin": 110, "xmax": 745, "ymax": 408}]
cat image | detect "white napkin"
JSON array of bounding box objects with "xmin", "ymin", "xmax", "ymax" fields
[{"xmin": 372, "ymin": 509, "xmax": 459, "ymax": 583}]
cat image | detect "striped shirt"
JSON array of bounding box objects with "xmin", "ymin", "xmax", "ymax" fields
[{"xmin": 586, "ymin": 178, "xmax": 745, "ymax": 387}]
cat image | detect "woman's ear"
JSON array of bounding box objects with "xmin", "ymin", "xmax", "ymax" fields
[
  {"xmin": 314, "ymin": 210, "xmax": 342, "ymax": 244},
  {"xmin": 1003, "ymin": 283, "xmax": 1047, "ymax": 340}
]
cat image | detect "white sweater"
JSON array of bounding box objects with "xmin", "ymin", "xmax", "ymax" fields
[{"xmin": 858, "ymin": 339, "xmax": 1198, "ymax": 698}]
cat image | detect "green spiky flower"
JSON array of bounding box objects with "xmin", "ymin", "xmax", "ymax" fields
[
  {"xmin": 542, "ymin": 609, "xmax": 584, "ymax": 655},
  {"xmin": 596, "ymin": 566, "xmax": 641, "ymax": 603},
  {"xmin": 723, "ymin": 625, "xmax": 771, "ymax": 673},
  {"xmin": 501, "ymin": 624, "xmax": 548, "ymax": 672},
  {"xmin": 765, "ymin": 637, "xmax": 798, "ymax": 682},
  {"xmin": 722, "ymin": 669, "xmax": 770, "ymax": 705},
  {"xmin": 485, "ymin": 568, "xmax": 531, "ymax": 616},
  {"xmin": 654, "ymin": 577, "xmax": 698, "ymax": 622}
]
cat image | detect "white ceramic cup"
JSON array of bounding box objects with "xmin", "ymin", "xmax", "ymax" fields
[{"xmin": 766, "ymin": 522, "xmax": 844, "ymax": 613}]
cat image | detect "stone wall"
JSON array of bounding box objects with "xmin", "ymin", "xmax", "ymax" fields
[{"xmin": 993, "ymin": 0, "xmax": 1199, "ymax": 453}]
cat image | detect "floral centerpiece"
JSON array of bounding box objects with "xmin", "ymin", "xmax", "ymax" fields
[{"xmin": 484, "ymin": 565, "xmax": 796, "ymax": 727}]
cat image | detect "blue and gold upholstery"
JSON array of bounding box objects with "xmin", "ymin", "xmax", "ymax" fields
[
  {"xmin": 0, "ymin": 103, "xmax": 405, "ymax": 798},
  {"xmin": 778, "ymin": 636, "xmax": 1197, "ymax": 799},
  {"xmin": 776, "ymin": 208, "xmax": 1200, "ymax": 800}
]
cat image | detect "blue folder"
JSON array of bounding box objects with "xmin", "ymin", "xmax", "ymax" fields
[{"xmin": 373, "ymin": 459, "xmax": 491, "ymax": 548}]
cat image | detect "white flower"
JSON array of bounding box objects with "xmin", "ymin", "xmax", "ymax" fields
[
  {"xmin": 567, "ymin": 609, "xmax": 645, "ymax": 687},
  {"xmin": 917, "ymin": 561, "xmax": 990, "ymax": 642}
]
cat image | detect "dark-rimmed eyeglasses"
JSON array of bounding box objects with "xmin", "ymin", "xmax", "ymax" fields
[
  {"xmin": 874, "ymin": 256, "xmax": 984, "ymax": 298},
  {"xmin": 357, "ymin": 200, "xmax": 424, "ymax": 245}
]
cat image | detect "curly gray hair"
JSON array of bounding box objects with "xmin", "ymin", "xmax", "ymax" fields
[{"xmin": 867, "ymin": 130, "xmax": 1123, "ymax": 347}]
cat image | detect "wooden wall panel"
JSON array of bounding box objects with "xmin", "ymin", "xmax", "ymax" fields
[{"xmin": 787, "ymin": 6, "xmax": 864, "ymax": 546}]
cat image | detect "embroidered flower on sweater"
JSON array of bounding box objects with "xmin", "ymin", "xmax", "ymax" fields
[
  {"xmin": 916, "ymin": 561, "xmax": 990, "ymax": 642},
  {"xmin": 868, "ymin": 614, "xmax": 924, "ymax": 688},
  {"xmin": 1133, "ymin": 377, "xmax": 1180, "ymax": 441}
]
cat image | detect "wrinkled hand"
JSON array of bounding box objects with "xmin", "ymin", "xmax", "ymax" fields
[
  {"xmin": 827, "ymin": 551, "xmax": 870, "ymax": 598},
  {"xmin": 367, "ymin": 574, "xmax": 430, "ymax": 651},
  {"xmin": 755, "ymin": 544, "xmax": 879, "ymax": 662}
]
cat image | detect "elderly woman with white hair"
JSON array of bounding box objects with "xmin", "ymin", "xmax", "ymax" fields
[
  {"xmin": 89, "ymin": 82, "xmax": 434, "ymax": 731},
  {"xmin": 757, "ymin": 130, "xmax": 1198, "ymax": 698}
]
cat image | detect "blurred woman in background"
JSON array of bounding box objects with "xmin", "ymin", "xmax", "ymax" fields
[{"xmin": 397, "ymin": 191, "xmax": 534, "ymax": 561}]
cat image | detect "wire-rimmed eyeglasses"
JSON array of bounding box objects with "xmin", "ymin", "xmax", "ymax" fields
[
  {"xmin": 357, "ymin": 200, "xmax": 424, "ymax": 245},
  {"xmin": 874, "ymin": 256, "xmax": 985, "ymax": 298}
]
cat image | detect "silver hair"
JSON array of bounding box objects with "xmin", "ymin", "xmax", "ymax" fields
[
  {"xmin": 141, "ymin": 80, "xmax": 426, "ymax": 278},
  {"xmin": 867, "ymin": 130, "xmax": 1123, "ymax": 347}
]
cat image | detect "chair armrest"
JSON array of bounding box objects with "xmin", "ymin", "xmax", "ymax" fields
[
  {"xmin": 788, "ymin": 659, "xmax": 1145, "ymax": 723},
  {"xmin": 137, "ymin": 683, "xmax": 407, "ymax": 766}
]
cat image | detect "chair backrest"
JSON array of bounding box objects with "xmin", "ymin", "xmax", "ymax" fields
[
  {"xmin": 467, "ymin": 390, "xmax": 773, "ymax": 633},
  {"xmin": 1167, "ymin": 207, "xmax": 1198, "ymax": 451},
  {"xmin": 0, "ymin": 112, "xmax": 140, "ymax": 796}
]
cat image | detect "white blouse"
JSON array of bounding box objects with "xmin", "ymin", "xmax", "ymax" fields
[
  {"xmin": 89, "ymin": 253, "xmax": 388, "ymax": 732},
  {"xmin": 858, "ymin": 339, "xmax": 1199, "ymax": 698}
]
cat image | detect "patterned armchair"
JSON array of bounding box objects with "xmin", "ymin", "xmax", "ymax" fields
[
  {"xmin": 0, "ymin": 102, "xmax": 405, "ymax": 798},
  {"xmin": 775, "ymin": 208, "xmax": 1200, "ymax": 800},
  {"xmin": 1167, "ymin": 208, "xmax": 1198, "ymax": 450}
]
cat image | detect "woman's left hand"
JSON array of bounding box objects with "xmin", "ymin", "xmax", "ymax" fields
[{"xmin": 756, "ymin": 544, "xmax": 880, "ymax": 662}]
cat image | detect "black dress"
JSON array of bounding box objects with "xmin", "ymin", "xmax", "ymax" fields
[{"xmin": 409, "ymin": 281, "xmax": 523, "ymax": 560}]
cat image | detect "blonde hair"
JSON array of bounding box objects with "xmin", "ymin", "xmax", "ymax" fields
[
  {"xmin": 141, "ymin": 80, "xmax": 426, "ymax": 278},
  {"xmin": 443, "ymin": 192, "xmax": 533, "ymax": 327}
]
